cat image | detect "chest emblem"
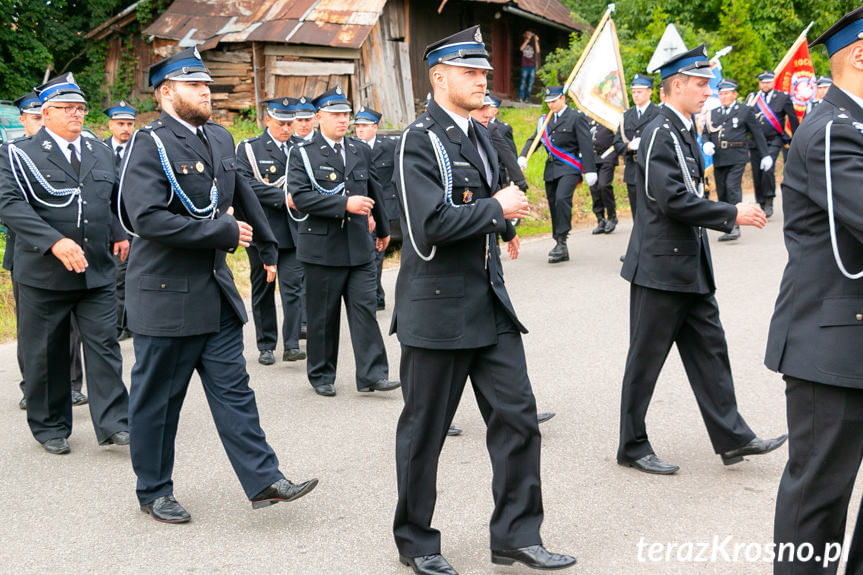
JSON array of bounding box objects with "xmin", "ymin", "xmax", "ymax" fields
[
  {"xmin": 329, "ymin": 172, "xmax": 337, "ymax": 181},
  {"xmin": 269, "ymin": 165, "xmax": 277, "ymax": 173},
  {"xmin": 463, "ymin": 190, "xmax": 473, "ymax": 203},
  {"xmin": 732, "ymin": 117, "xmax": 738, "ymax": 128},
  {"xmin": 195, "ymin": 161, "xmax": 204, "ymax": 173}
]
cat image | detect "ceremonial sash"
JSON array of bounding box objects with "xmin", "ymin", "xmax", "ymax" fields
[
  {"xmin": 755, "ymin": 94, "xmax": 784, "ymax": 136},
  {"xmin": 541, "ymin": 115, "xmax": 582, "ymax": 173}
]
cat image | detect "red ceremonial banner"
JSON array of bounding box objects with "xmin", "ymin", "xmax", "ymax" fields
[{"xmin": 774, "ymin": 32, "xmax": 815, "ymax": 122}]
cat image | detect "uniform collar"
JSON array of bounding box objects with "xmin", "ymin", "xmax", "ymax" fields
[
  {"xmin": 635, "ymin": 104, "xmax": 649, "ymax": 115},
  {"xmin": 839, "ymin": 87, "xmax": 863, "ymax": 113},
  {"xmin": 44, "ymin": 125, "xmax": 81, "ymax": 156},
  {"xmin": 361, "ymin": 136, "xmax": 376, "ymax": 149},
  {"xmin": 664, "ymin": 103, "xmax": 692, "ymax": 130},
  {"xmin": 320, "ymin": 132, "xmax": 345, "ymax": 150},
  {"xmin": 265, "ymin": 128, "xmax": 289, "ymax": 146},
  {"xmin": 110, "ymin": 137, "xmax": 125, "ymax": 152},
  {"xmin": 171, "ymin": 114, "xmax": 200, "ymax": 135},
  {"xmin": 438, "ymin": 104, "xmax": 471, "ymax": 136}
]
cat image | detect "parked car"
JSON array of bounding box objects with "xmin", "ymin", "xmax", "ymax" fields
[{"xmin": 0, "ymin": 102, "xmax": 26, "ymax": 144}]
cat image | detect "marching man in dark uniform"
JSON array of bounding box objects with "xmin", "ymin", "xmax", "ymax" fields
[
  {"xmin": 393, "ymin": 26, "xmax": 575, "ymax": 574},
  {"xmin": 7, "ymin": 92, "xmax": 87, "ymax": 411},
  {"xmin": 747, "ymin": 70, "xmax": 800, "ymax": 217},
  {"xmin": 704, "ymin": 79, "xmax": 770, "ymax": 241},
  {"xmin": 618, "ymin": 45, "xmax": 786, "ymax": 475},
  {"xmin": 120, "ymin": 48, "xmax": 318, "ymax": 523},
  {"xmin": 613, "ymin": 74, "xmax": 660, "ymax": 219},
  {"xmin": 768, "ymin": 8, "xmax": 863, "ymax": 573},
  {"xmin": 353, "ymin": 105, "xmax": 399, "ymax": 310},
  {"xmin": 588, "ymin": 117, "xmax": 619, "ymax": 234},
  {"xmin": 103, "ymin": 100, "xmax": 135, "ymax": 339},
  {"xmin": 236, "ymin": 97, "xmax": 306, "ymax": 365},
  {"xmin": 290, "ymin": 96, "xmax": 317, "ymax": 145},
  {"xmin": 0, "ymin": 74, "xmax": 130, "ymax": 454},
  {"xmin": 288, "ymin": 87, "xmax": 397, "ymax": 397},
  {"xmin": 519, "ymin": 86, "xmax": 596, "ymax": 264}
]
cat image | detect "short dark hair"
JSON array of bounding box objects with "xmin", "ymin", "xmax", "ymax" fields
[{"xmin": 661, "ymin": 74, "xmax": 689, "ymax": 95}]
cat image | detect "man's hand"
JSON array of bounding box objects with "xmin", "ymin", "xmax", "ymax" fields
[
  {"xmin": 51, "ymin": 238, "xmax": 88, "ymax": 273},
  {"xmin": 760, "ymin": 155, "xmax": 774, "ymax": 171},
  {"xmin": 376, "ymin": 235, "xmax": 390, "ymax": 252},
  {"xmin": 702, "ymin": 142, "xmax": 715, "ymax": 156},
  {"xmin": 286, "ymin": 193, "xmax": 297, "ymax": 210},
  {"xmin": 346, "ymin": 195, "xmax": 375, "ymax": 216},
  {"xmin": 584, "ymin": 172, "xmax": 598, "ymax": 187},
  {"xmin": 628, "ymin": 137, "xmax": 641, "ymax": 151},
  {"xmin": 517, "ymin": 156, "xmax": 528, "ymax": 170},
  {"xmin": 735, "ymin": 203, "xmax": 767, "ymax": 228},
  {"xmin": 368, "ymin": 214, "xmax": 376, "ymax": 234},
  {"xmin": 493, "ymin": 184, "xmax": 530, "ymax": 219},
  {"xmin": 226, "ymin": 206, "xmax": 253, "ymax": 248},
  {"xmin": 264, "ymin": 264, "xmax": 276, "ymax": 283},
  {"xmin": 113, "ymin": 239, "xmax": 130, "ymax": 262},
  {"xmin": 506, "ymin": 235, "xmax": 520, "ymax": 260}
]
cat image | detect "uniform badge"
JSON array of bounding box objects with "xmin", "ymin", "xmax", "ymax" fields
[
  {"xmin": 474, "ymin": 29, "xmax": 483, "ymax": 43},
  {"xmin": 463, "ymin": 190, "xmax": 473, "ymax": 203},
  {"xmin": 329, "ymin": 172, "xmax": 337, "ymax": 181},
  {"xmin": 299, "ymin": 97, "xmax": 307, "ymax": 104},
  {"xmin": 195, "ymin": 161, "xmax": 204, "ymax": 173},
  {"xmin": 282, "ymin": 98, "xmax": 289, "ymax": 106},
  {"xmin": 732, "ymin": 117, "xmax": 738, "ymax": 128},
  {"xmin": 84, "ymin": 140, "xmax": 92, "ymax": 152},
  {"xmin": 336, "ymin": 86, "xmax": 342, "ymax": 95},
  {"xmin": 41, "ymin": 140, "xmax": 52, "ymax": 151},
  {"xmin": 180, "ymin": 163, "xmax": 189, "ymax": 174},
  {"xmin": 193, "ymin": 47, "xmax": 201, "ymax": 60},
  {"xmin": 119, "ymin": 100, "xmax": 127, "ymax": 107},
  {"xmin": 269, "ymin": 165, "xmax": 277, "ymax": 173}
]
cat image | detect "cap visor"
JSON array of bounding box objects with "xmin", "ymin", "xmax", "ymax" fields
[
  {"xmin": 172, "ymin": 72, "xmax": 213, "ymax": 83},
  {"xmin": 544, "ymin": 94, "xmax": 564, "ymax": 103},
  {"xmin": 319, "ymin": 103, "xmax": 352, "ymax": 113},
  {"xmin": 267, "ymin": 110, "xmax": 294, "ymax": 121},
  {"xmin": 46, "ymin": 94, "xmax": 87, "ymax": 104},
  {"xmin": 353, "ymin": 118, "xmax": 376, "ymax": 124},
  {"xmin": 111, "ymin": 113, "xmax": 136, "ymax": 120},
  {"xmin": 682, "ymin": 69, "xmax": 716, "ymax": 79},
  {"xmin": 294, "ymin": 111, "xmax": 316, "ymax": 119},
  {"xmin": 442, "ymin": 57, "xmax": 493, "ymax": 71}
]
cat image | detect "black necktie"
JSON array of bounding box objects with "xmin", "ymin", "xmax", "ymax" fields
[
  {"xmin": 196, "ymin": 127, "xmax": 212, "ymax": 164},
  {"xmin": 467, "ymin": 122, "xmax": 479, "ymax": 150},
  {"xmin": 115, "ymin": 145, "xmax": 123, "ymax": 167},
  {"xmin": 332, "ymin": 142, "xmax": 344, "ymax": 169},
  {"xmin": 68, "ymin": 143, "xmax": 80, "ymax": 176},
  {"xmin": 637, "ymin": 109, "xmax": 642, "ymax": 120},
  {"xmin": 282, "ymin": 142, "xmax": 289, "ymax": 158}
]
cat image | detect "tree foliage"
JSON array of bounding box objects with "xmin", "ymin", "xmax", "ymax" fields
[{"xmin": 547, "ymin": 0, "xmax": 860, "ymax": 100}]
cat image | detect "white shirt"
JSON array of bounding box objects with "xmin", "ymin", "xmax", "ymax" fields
[
  {"xmin": 44, "ymin": 126, "xmax": 81, "ymax": 164},
  {"xmin": 635, "ymin": 104, "xmax": 649, "ymax": 117},
  {"xmin": 110, "ymin": 137, "xmax": 126, "ymax": 157},
  {"xmin": 362, "ymin": 136, "xmax": 376, "ymax": 150},
  {"xmin": 320, "ymin": 133, "xmax": 346, "ymax": 164},
  {"xmin": 266, "ymin": 128, "xmax": 290, "ymax": 155},
  {"xmin": 665, "ymin": 103, "xmax": 693, "ymax": 131},
  {"xmin": 439, "ymin": 104, "xmax": 492, "ymax": 185},
  {"xmin": 172, "ymin": 115, "xmax": 200, "ymax": 135}
]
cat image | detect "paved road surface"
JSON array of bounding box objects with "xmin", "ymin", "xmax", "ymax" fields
[{"xmin": 1, "ymin": 196, "xmax": 858, "ymax": 574}]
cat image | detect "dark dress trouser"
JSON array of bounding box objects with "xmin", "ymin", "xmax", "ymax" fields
[
  {"xmin": 750, "ymin": 139, "xmax": 783, "ymax": 204},
  {"xmin": 626, "ymin": 182, "xmax": 638, "ymax": 217},
  {"xmin": 129, "ymin": 295, "xmax": 284, "ymax": 505},
  {"xmin": 394, "ymin": 308, "xmax": 543, "ymax": 556},
  {"xmin": 246, "ymin": 245, "xmax": 304, "ymax": 351},
  {"xmin": 303, "ymin": 260, "xmax": 389, "ymax": 390},
  {"xmin": 714, "ymin": 163, "xmax": 746, "ymax": 205},
  {"xmin": 617, "ymin": 284, "xmax": 755, "ymax": 462},
  {"xmin": 774, "ymin": 376, "xmax": 863, "ymax": 575},
  {"xmin": 545, "ymin": 173, "xmax": 581, "ymax": 237},
  {"xmin": 17, "ymin": 283, "xmax": 127, "ymax": 444},
  {"xmin": 589, "ymin": 161, "xmax": 617, "ymax": 220},
  {"xmin": 14, "ymin": 278, "xmax": 83, "ymax": 394},
  {"xmin": 114, "ymin": 251, "xmax": 128, "ymax": 334}
]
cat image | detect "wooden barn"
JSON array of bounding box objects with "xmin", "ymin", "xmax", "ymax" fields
[{"xmin": 88, "ymin": 0, "xmax": 585, "ymax": 128}]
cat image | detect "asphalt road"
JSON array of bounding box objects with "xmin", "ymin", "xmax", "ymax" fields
[{"xmin": 1, "ymin": 195, "xmax": 859, "ymax": 575}]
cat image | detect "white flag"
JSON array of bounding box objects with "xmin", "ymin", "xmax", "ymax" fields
[
  {"xmin": 567, "ymin": 18, "xmax": 628, "ymax": 131},
  {"xmin": 647, "ymin": 24, "xmax": 687, "ymax": 73}
]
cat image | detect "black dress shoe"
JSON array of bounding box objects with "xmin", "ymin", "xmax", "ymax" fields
[
  {"xmin": 400, "ymin": 554, "xmax": 458, "ymax": 575},
  {"xmin": 251, "ymin": 478, "xmax": 318, "ymax": 509},
  {"xmin": 548, "ymin": 237, "xmax": 569, "ymax": 264},
  {"xmin": 447, "ymin": 425, "xmax": 463, "ymax": 437},
  {"xmin": 619, "ymin": 454, "xmax": 679, "ymax": 475},
  {"xmin": 491, "ymin": 545, "xmax": 576, "ymax": 570},
  {"xmin": 140, "ymin": 495, "xmax": 191, "ymax": 523},
  {"xmin": 537, "ymin": 412, "xmax": 556, "ymax": 424},
  {"xmin": 717, "ymin": 225, "xmax": 741, "ymax": 242},
  {"xmin": 592, "ymin": 219, "xmax": 607, "ymax": 234},
  {"xmin": 314, "ymin": 384, "xmax": 336, "ymax": 397},
  {"xmin": 283, "ymin": 348, "xmax": 306, "ymax": 362},
  {"xmin": 358, "ymin": 379, "xmax": 401, "ymax": 392},
  {"xmin": 764, "ymin": 198, "xmax": 774, "ymax": 218},
  {"xmin": 258, "ymin": 350, "xmax": 275, "ymax": 365},
  {"xmin": 71, "ymin": 390, "xmax": 88, "ymax": 406},
  {"xmin": 18, "ymin": 396, "xmax": 26, "ymax": 410},
  {"xmin": 721, "ymin": 435, "xmax": 788, "ymax": 465},
  {"xmin": 604, "ymin": 216, "xmax": 618, "ymax": 233},
  {"xmin": 42, "ymin": 438, "xmax": 70, "ymax": 455},
  {"xmin": 103, "ymin": 431, "xmax": 130, "ymax": 446}
]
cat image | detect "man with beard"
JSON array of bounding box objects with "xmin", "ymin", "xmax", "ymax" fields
[
  {"xmin": 393, "ymin": 26, "xmax": 574, "ymax": 575},
  {"xmin": 119, "ymin": 48, "xmax": 318, "ymax": 523},
  {"xmin": 288, "ymin": 87, "xmax": 397, "ymax": 398},
  {"xmin": 6, "ymin": 92, "xmax": 87, "ymax": 411},
  {"xmin": 236, "ymin": 97, "xmax": 306, "ymax": 365},
  {"xmin": 103, "ymin": 100, "xmax": 135, "ymax": 340},
  {"xmin": 0, "ymin": 74, "xmax": 130, "ymax": 454},
  {"xmin": 618, "ymin": 45, "xmax": 786, "ymax": 475}
]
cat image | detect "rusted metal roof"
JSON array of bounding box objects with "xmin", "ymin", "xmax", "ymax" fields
[
  {"xmin": 470, "ymin": 0, "xmax": 586, "ymax": 32},
  {"xmin": 143, "ymin": 0, "xmax": 387, "ymax": 49}
]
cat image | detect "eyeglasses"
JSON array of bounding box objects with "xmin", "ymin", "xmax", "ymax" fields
[{"xmin": 48, "ymin": 105, "xmax": 88, "ymax": 116}]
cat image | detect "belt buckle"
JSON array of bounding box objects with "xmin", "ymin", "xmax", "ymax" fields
[{"xmin": 720, "ymin": 141, "xmax": 728, "ymax": 149}]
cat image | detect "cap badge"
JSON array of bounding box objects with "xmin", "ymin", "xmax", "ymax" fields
[
  {"xmin": 336, "ymin": 86, "xmax": 342, "ymax": 95},
  {"xmin": 474, "ymin": 29, "xmax": 482, "ymax": 43},
  {"xmin": 193, "ymin": 47, "xmax": 201, "ymax": 60},
  {"xmin": 283, "ymin": 99, "xmax": 289, "ymax": 106}
]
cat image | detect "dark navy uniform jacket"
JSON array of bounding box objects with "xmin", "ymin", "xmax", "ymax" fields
[
  {"xmin": 749, "ymin": 89, "xmax": 800, "ymax": 141},
  {"xmin": 362, "ymin": 135, "xmax": 400, "ymax": 222},
  {"xmin": 288, "ymin": 132, "xmax": 389, "ymax": 267},
  {"xmin": 613, "ymin": 103, "xmax": 661, "ymax": 184},
  {"xmin": 235, "ymin": 130, "xmax": 296, "ymax": 249},
  {"xmin": 590, "ymin": 119, "xmax": 618, "ymax": 165},
  {"xmin": 489, "ymin": 119, "xmax": 528, "ymax": 190},
  {"xmin": 119, "ymin": 112, "xmax": 278, "ymax": 337},
  {"xmin": 391, "ymin": 100, "xmax": 522, "ymax": 350},
  {"xmin": 705, "ymin": 102, "xmax": 769, "ymax": 166},
  {"xmin": 766, "ymin": 86, "xmax": 863, "ymax": 388},
  {"xmin": 520, "ymin": 106, "xmax": 596, "ymax": 181},
  {"xmin": 0, "ymin": 128, "xmax": 120, "ymax": 290},
  {"xmin": 621, "ymin": 106, "xmax": 737, "ymax": 295}
]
